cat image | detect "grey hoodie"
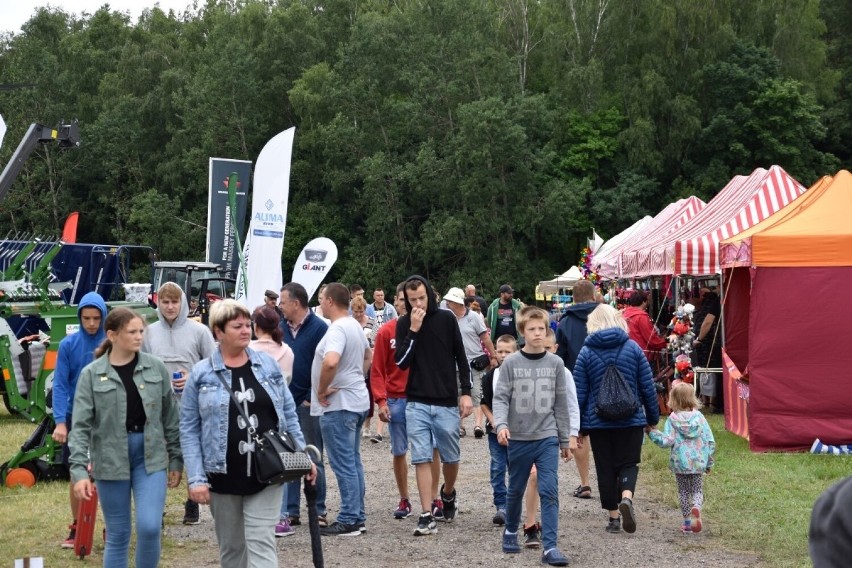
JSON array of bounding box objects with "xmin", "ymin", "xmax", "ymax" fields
[{"xmin": 142, "ymin": 290, "xmax": 216, "ymax": 380}]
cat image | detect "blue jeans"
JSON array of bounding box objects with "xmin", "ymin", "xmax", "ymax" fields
[
  {"xmin": 285, "ymin": 403, "xmax": 326, "ymax": 519},
  {"xmin": 505, "ymin": 437, "xmax": 560, "ymax": 551},
  {"xmin": 487, "ymin": 432, "xmax": 508, "ymax": 509},
  {"xmin": 387, "ymin": 397, "xmax": 408, "ymax": 456},
  {"xmin": 97, "ymin": 433, "xmax": 167, "ymax": 568},
  {"xmin": 320, "ymin": 409, "xmax": 367, "ymax": 525}
]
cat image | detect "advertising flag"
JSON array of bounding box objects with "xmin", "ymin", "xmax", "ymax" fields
[
  {"xmin": 206, "ymin": 158, "xmax": 251, "ymax": 277},
  {"xmin": 234, "ymin": 128, "xmax": 294, "ymax": 307},
  {"xmin": 588, "ymin": 229, "xmax": 604, "ymax": 254},
  {"xmin": 291, "ymin": 237, "xmax": 338, "ymax": 301}
]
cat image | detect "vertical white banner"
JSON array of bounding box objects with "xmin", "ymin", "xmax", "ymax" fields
[
  {"xmin": 235, "ymin": 128, "xmax": 294, "ymax": 307},
  {"xmin": 0, "ymin": 113, "xmax": 7, "ymax": 150},
  {"xmin": 291, "ymin": 237, "xmax": 339, "ymax": 301}
]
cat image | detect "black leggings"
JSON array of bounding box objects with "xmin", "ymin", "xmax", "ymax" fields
[{"xmin": 588, "ymin": 427, "xmax": 645, "ymax": 511}]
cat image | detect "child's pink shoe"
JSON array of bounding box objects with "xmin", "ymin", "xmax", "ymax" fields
[{"xmin": 690, "ymin": 506, "xmax": 702, "ymax": 533}]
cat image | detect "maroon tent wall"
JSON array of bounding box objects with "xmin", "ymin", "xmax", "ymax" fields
[
  {"xmin": 722, "ymin": 267, "xmax": 751, "ymax": 372},
  {"xmin": 748, "ymin": 266, "xmax": 852, "ymax": 451}
]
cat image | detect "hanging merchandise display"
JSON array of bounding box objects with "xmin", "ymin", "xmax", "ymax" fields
[{"xmin": 667, "ymin": 303, "xmax": 695, "ymax": 385}]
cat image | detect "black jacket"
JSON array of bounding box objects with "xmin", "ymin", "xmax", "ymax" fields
[
  {"xmin": 555, "ymin": 302, "xmax": 598, "ymax": 372},
  {"xmin": 395, "ymin": 275, "xmax": 471, "ymax": 406}
]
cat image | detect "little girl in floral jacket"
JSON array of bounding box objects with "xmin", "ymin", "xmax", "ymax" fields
[{"xmin": 648, "ymin": 383, "xmax": 715, "ymax": 534}]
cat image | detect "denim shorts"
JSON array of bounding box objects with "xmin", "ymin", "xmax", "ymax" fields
[
  {"xmin": 405, "ymin": 402, "xmax": 460, "ymax": 465},
  {"xmin": 387, "ymin": 397, "xmax": 408, "ymax": 457}
]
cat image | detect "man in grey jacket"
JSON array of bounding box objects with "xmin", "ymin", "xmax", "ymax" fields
[{"xmin": 142, "ymin": 282, "xmax": 215, "ymax": 524}]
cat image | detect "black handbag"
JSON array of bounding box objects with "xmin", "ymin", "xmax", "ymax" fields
[
  {"xmin": 214, "ymin": 368, "xmax": 313, "ymax": 485},
  {"xmin": 470, "ymin": 353, "xmax": 490, "ymax": 371},
  {"xmin": 593, "ymin": 344, "xmax": 639, "ymax": 421}
]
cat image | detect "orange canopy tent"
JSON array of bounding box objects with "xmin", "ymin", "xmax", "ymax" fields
[{"xmin": 718, "ymin": 170, "xmax": 852, "ymax": 451}]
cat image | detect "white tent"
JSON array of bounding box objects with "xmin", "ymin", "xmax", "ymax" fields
[
  {"xmin": 594, "ymin": 216, "xmax": 652, "ymax": 265},
  {"xmin": 538, "ymin": 265, "xmax": 583, "ymax": 295}
]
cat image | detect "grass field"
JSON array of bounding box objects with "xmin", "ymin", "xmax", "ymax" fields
[
  {"xmin": 640, "ymin": 413, "xmax": 851, "ymax": 568},
  {"xmin": 0, "ymin": 407, "xmax": 199, "ymax": 565},
  {"xmin": 1, "ymin": 407, "xmax": 848, "ymax": 566}
]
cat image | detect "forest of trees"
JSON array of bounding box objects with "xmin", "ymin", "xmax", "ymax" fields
[{"xmin": 0, "ymin": 0, "xmax": 850, "ymax": 297}]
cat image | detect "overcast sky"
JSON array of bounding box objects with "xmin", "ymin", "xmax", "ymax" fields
[{"xmin": 1, "ymin": 1, "xmax": 194, "ymax": 34}]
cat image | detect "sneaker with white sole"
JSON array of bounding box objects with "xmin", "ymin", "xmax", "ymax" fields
[
  {"xmin": 523, "ymin": 522, "xmax": 541, "ymax": 549},
  {"xmin": 414, "ymin": 513, "xmax": 437, "ymax": 536},
  {"xmin": 394, "ymin": 498, "xmax": 412, "ymax": 519},
  {"xmin": 320, "ymin": 521, "xmax": 361, "ymax": 537},
  {"xmin": 61, "ymin": 523, "xmax": 77, "ymax": 549},
  {"xmin": 274, "ymin": 518, "xmax": 295, "ymax": 537},
  {"xmin": 431, "ymin": 498, "xmax": 444, "ymax": 521}
]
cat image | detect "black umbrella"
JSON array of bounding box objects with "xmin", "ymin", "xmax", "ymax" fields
[{"xmin": 303, "ymin": 445, "xmax": 324, "ymax": 568}]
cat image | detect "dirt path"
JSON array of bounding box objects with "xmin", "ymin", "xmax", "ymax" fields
[{"xmin": 167, "ymin": 431, "xmax": 761, "ymax": 567}]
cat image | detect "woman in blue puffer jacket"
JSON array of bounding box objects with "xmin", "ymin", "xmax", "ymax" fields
[{"xmin": 573, "ymin": 304, "xmax": 660, "ymax": 536}]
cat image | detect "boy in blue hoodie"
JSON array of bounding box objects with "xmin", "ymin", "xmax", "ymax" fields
[{"xmin": 51, "ymin": 291, "xmax": 107, "ymax": 548}]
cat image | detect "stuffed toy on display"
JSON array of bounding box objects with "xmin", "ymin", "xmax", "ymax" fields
[{"xmin": 667, "ymin": 303, "xmax": 695, "ymax": 385}]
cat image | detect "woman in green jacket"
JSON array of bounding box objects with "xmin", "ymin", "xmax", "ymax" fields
[{"xmin": 69, "ymin": 308, "xmax": 182, "ymax": 568}]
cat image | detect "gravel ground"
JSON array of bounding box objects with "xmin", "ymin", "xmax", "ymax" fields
[{"xmin": 166, "ymin": 428, "xmax": 761, "ymax": 568}]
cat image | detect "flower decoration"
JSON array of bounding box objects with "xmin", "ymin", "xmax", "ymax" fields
[{"xmin": 578, "ymin": 247, "xmax": 598, "ymax": 282}]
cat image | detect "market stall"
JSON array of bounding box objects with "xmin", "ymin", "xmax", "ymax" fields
[{"xmin": 718, "ymin": 170, "xmax": 852, "ymax": 451}]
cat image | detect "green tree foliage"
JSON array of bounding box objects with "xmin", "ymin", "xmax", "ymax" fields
[{"xmin": 0, "ymin": 0, "xmax": 848, "ymax": 297}]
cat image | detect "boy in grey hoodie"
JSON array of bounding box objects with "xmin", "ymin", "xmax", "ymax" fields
[
  {"xmin": 492, "ymin": 306, "xmax": 572, "ymax": 567},
  {"xmin": 142, "ymin": 282, "xmax": 215, "ymax": 524}
]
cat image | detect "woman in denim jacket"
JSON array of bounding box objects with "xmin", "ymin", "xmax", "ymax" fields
[
  {"xmin": 69, "ymin": 308, "xmax": 182, "ymax": 568},
  {"xmin": 180, "ymin": 300, "xmax": 316, "ymax": 568}
]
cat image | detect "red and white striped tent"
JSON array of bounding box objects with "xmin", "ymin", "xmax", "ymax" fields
[
  {"xmin": 619, "ymin": 166, "xmax": 806, "ymax": 277},
  {"xmin": 596, "ymin": 197, "xmax": 706, "ymax": 280},
  {"xmin": 593, "ymin": 216, "xmax": 652, "ymax": 278}
]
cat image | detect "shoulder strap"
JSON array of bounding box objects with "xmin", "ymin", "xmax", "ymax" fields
[
  {"xmin": 592, "ymin": 342, "xmax": 625, "ymax": 367},
  {"xmin": 211, "ymin": 357, "xmax": 258, "ymax": 438}
]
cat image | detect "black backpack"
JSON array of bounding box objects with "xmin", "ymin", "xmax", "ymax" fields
[{"xmin": 593, "ymin": 344, "xmax": 638, "ymax": 420}]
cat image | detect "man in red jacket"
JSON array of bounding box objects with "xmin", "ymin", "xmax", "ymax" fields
[
  {"xmin": 371, "ymin": 283, "xmax": 441, "ymax": 521},
  {"xmin": 622, "ymin": 291, "xmax": 667, "ymax": 363}
]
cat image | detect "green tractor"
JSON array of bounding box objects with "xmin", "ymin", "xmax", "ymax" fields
[{"xmin": 0, "ymin": 241, "xmax": 157, "ymax": 487}]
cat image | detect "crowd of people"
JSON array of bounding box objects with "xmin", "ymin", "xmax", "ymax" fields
[{"xmin": 51, "ymin": 276, "xmax": 719, "ymax": 567}]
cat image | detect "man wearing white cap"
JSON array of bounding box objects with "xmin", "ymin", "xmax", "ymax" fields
[{"xmin": 444, "ymin": 287, "xmax": 498, "ymax": 438}]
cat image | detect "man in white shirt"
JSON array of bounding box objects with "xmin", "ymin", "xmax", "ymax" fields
[{"xmin": 312, "ymin": 282, "xmax": 373, "ymax": 537}]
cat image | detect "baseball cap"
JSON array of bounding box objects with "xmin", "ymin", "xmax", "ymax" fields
[
  {"xmin": 499, "ymin": 284, "xmax": 514, "ymax": 294},
  {"xmin": 444, "ymin": 287, "xmax": 466, "ymax": 305}
]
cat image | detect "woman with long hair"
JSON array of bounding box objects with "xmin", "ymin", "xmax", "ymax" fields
[{"xmin": 68, "ymin": 308, "xmax": 182, "ymax": 568}]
